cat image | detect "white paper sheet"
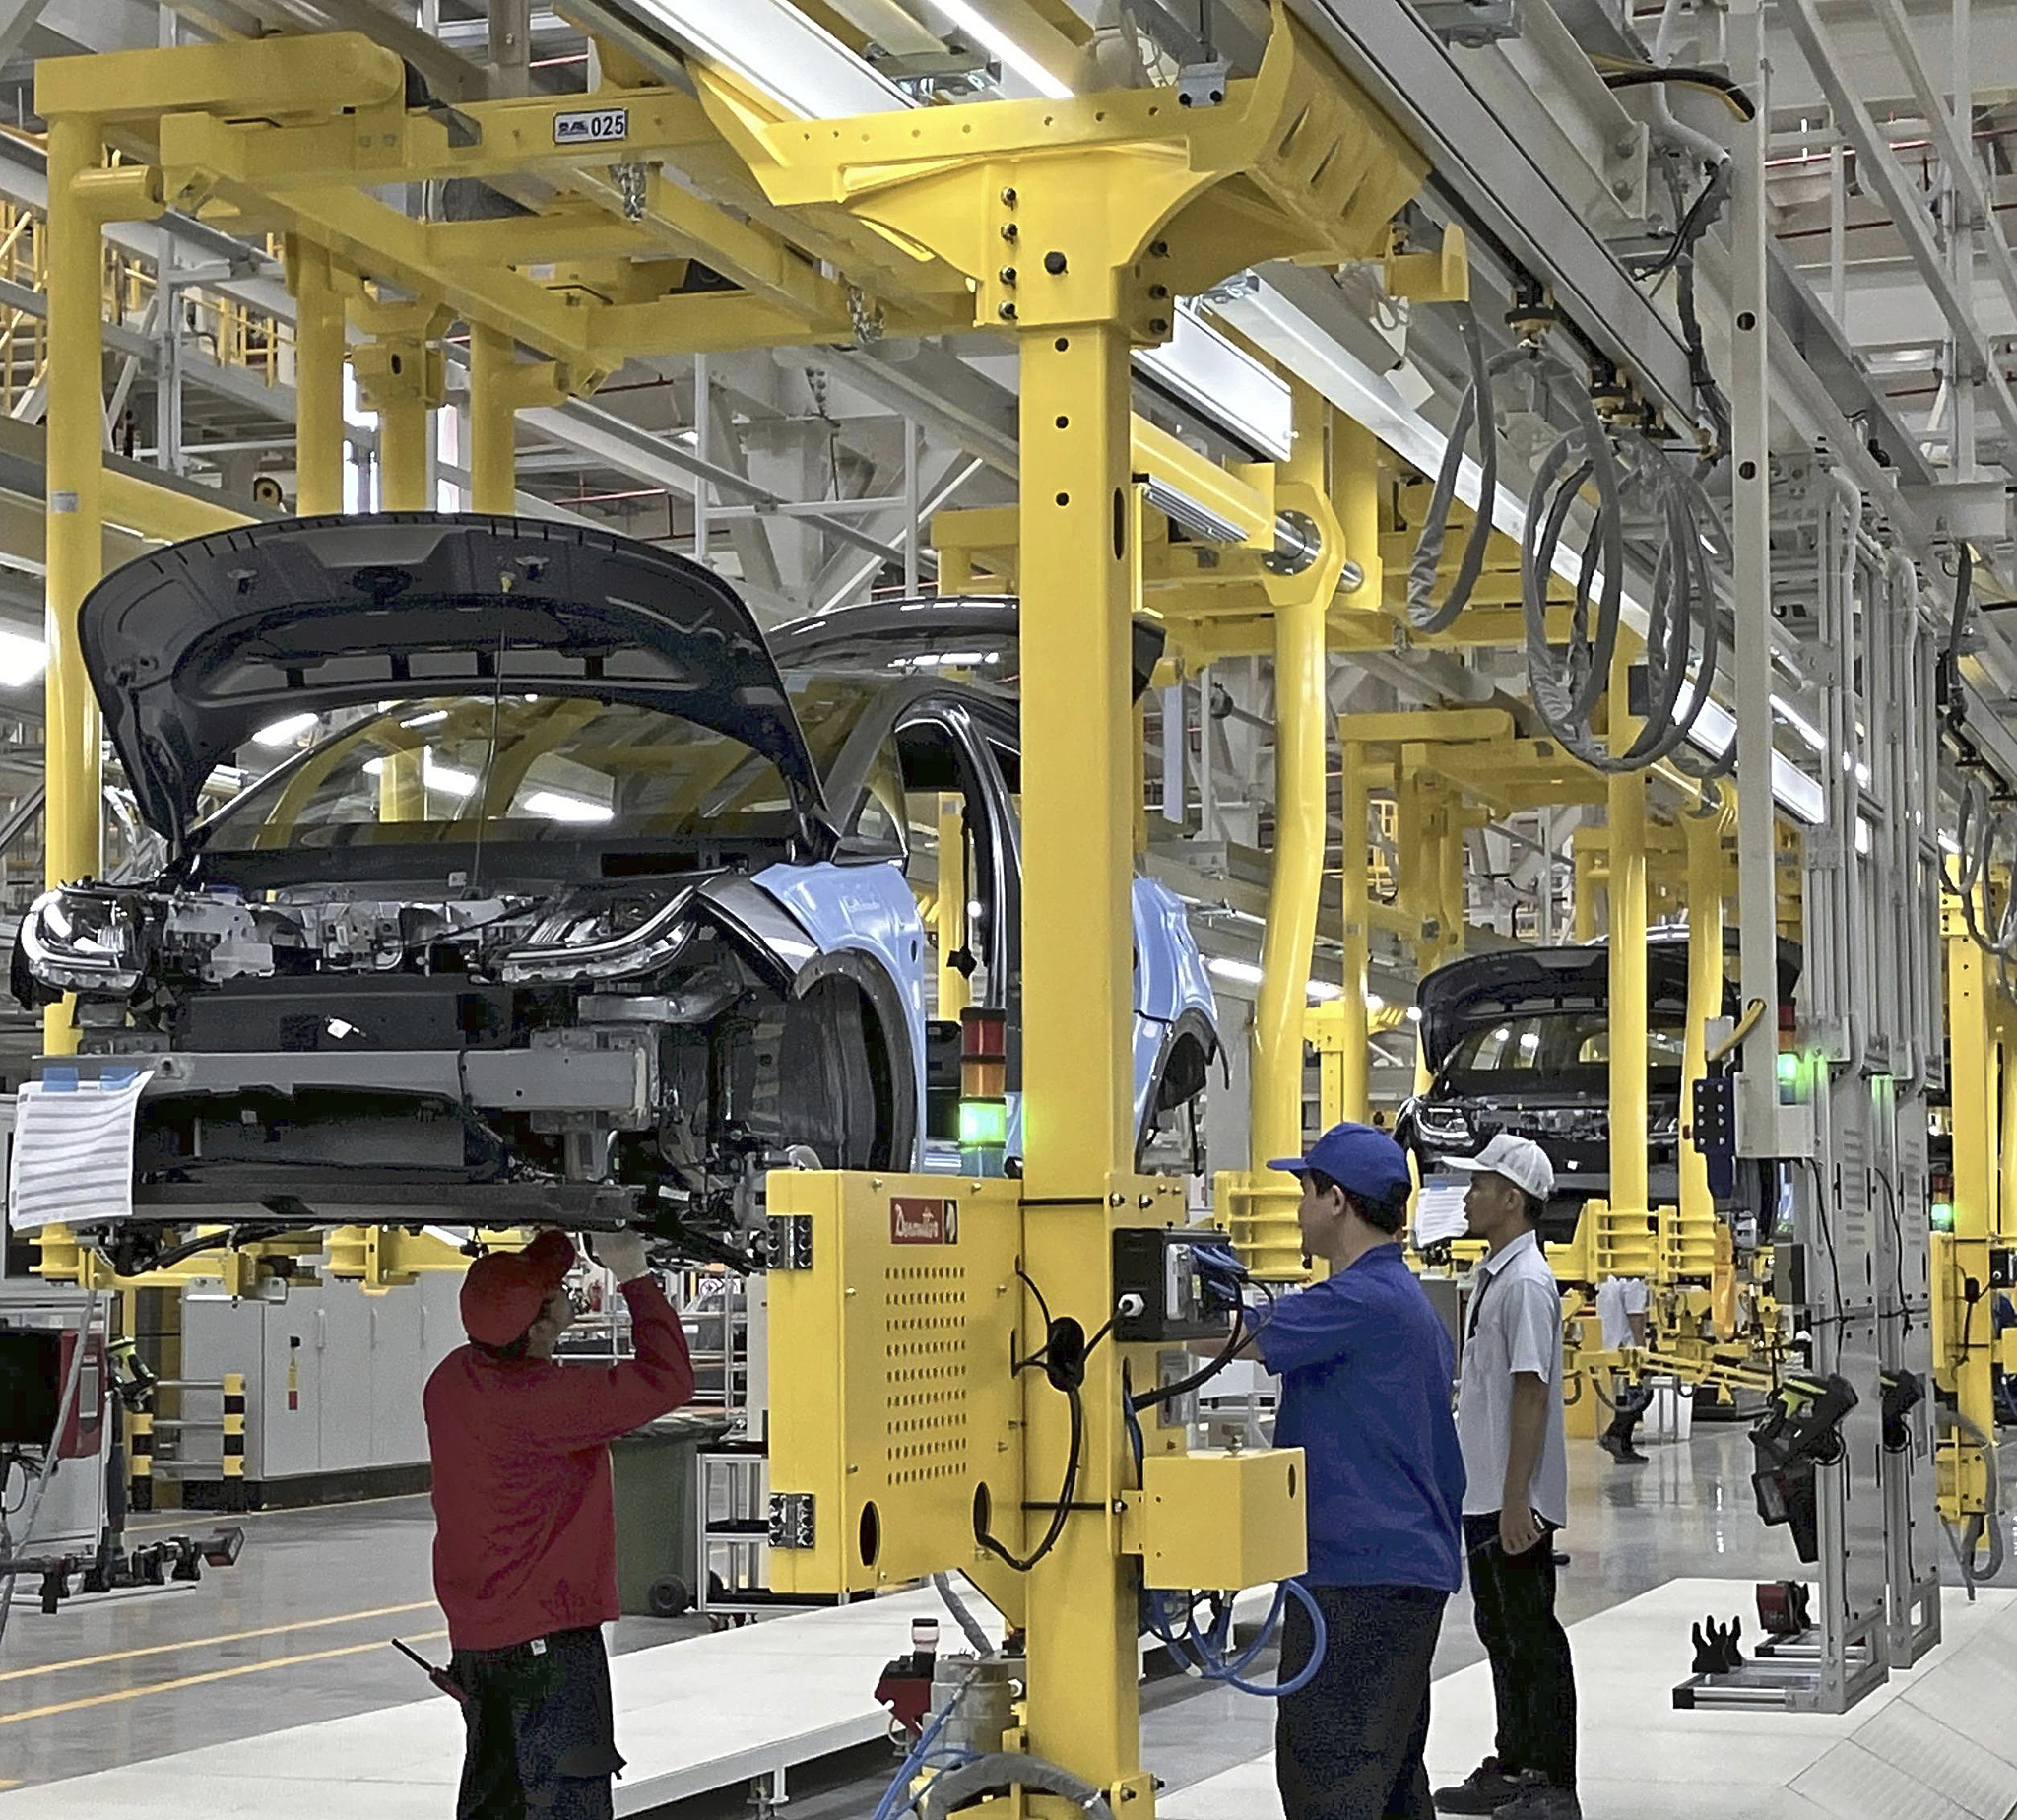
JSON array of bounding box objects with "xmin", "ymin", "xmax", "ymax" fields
[
  {"xmin": 8, "ymin": 1067, "xmax": 154, "ymax": 1231},
  {"xmin": 1413, "ymin": 1174, "xmax": 1471, "ymax": 1248}
]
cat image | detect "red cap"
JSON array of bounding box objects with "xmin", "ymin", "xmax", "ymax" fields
[{"xmin": 460, "ymin": 1230, "xmax": 577, "ymax": 1348}]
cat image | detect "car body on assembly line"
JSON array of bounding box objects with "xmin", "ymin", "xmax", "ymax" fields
[
  {"xmin": 14, "ymin": 516, "xmax": 1218, "ymax": 1271},
  {"xmin": 1396, "ymin": 937, "xmax": 1791, "ymax": 1245}
]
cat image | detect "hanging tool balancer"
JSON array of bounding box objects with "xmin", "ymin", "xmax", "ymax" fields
[{"xmin": 1749, "ymin": 1373, "xmax": 1858, "ymax": 1562}]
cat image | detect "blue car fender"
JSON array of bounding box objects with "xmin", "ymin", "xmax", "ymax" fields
[
  {"xmin": 1130, "ymin": 877, "xmax": 1220, "ymax": 1140},
  {"xmin": 750, "ymin": 860, "xmax": 929, "ymax": 1164}
]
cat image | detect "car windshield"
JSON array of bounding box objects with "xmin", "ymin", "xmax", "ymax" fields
[
  {"xmin": 199, "ymin": 677, "xmax": 882, "ymax": 853},
  {"xmin": 1439, "ymin": 1010, "xmax": 1689, "ymax": 1093}
]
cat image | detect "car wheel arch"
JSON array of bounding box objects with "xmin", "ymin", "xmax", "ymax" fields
[{"xmin": 787, "ymin": 947, "xmax": 921, "ymax": 1172}]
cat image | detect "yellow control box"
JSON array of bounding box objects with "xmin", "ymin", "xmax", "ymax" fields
[{"xmin": 1132, "ymin": 1447, "xmax": 1307, "ymax": 1591}]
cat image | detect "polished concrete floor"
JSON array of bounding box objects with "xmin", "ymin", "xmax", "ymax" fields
[{"xmin": 0, "ymin": 1424, "xmax": 2007, "ymax": 1811}]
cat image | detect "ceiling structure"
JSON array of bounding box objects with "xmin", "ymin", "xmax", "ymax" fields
[{"xmin": 0, "ymin": 0, "xmax": 2003, "ymax": 1087}]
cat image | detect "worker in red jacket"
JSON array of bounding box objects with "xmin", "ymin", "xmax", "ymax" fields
[{"xmin": 424, "ymin": 1227, "xmax": 694, "ymax": 1820}]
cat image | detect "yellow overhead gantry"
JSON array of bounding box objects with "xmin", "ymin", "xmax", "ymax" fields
[{"xmin": 33, "ymin": 11, "xmax": 1425, "ymax": 1811}]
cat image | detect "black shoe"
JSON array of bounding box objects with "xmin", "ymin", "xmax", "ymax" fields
[
  {"xmin": 1433, "ymin": 1757, "xmax": 1524, "ymax": 1814},
  {"xmin": 1492, "ymin": 1773, "xmax": 1583, "ymax": 1820}
]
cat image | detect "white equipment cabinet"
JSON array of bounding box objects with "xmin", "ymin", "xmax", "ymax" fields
[{"xmin": 180, "ymin": 1269, "xmax": 463, "ymax": 1494}]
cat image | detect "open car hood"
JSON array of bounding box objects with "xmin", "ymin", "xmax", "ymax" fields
[
  {"xmin": 79, "ymin": 515, "xmax": 828, "ymax": 847},
  {"xmin": 769, "ymin": 596, "xmax": 1169, "ymax": 700},
  {"xmin": 1415, "ymin": 938, "xmax": 1801, "ymax": 1074}
]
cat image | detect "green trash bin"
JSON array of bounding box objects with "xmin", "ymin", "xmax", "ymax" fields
[{"xmin": 611, "ymin": 1411, "xmax": 731, "ymax": 1618}]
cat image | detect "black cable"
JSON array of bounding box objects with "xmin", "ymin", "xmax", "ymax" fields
[
  {"xmin": 1870, "ymin": 1168, "xmax": 1913, "ymax": 1335},
  {"xmin": 1796, "ymin": 1156, "xmax": 1848, "ymax": 1324},
  {"xmin": 1015, "ymin": 1265, "xmax": 1054, "ymax": 1332},
  {"xmin": 1128, "ymin": 1306, "xmax": 1248, "ymax": 1411},
  {"xmin": 973, "ymin": 1383, "xmax": 1081, "ymax": 1575},
  {"xmin": 1600, "ymin": 65, "xmax": 1757, "ymax": 120}
]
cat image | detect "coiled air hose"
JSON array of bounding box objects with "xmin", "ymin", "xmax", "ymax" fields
[{"xmin": 1407, "ymin": 309, "xmax": 1732, "ymax": 778}]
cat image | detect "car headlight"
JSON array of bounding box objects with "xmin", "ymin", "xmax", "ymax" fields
[
  {"xmin": 1410, "ymin": 1101, "xmax": 1475, "ymax": 1148},
  {"xmin": 492, "ymin": 890, "xmax": 695, "ymax": 984},
  {"xmin": 22, "ymin": 886, "xmax": 149, "ymax": 996}
]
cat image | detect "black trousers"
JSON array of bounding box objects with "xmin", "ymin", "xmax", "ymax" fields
[
  {"xmin": 451, "ymin": 1627, "xmax": 626, "ymax": 1820},
  {"xmin": 1606, "ymin": 1378, "xmax": 1654, "ymax": 1445},
  {"xmin": 1275, "ymin": 1583, "xmax": 1447, "ymax": 1820},
  {"xmin": 1463, "ymin": 1514, "xmax": 1577, "ymax": 1791}
]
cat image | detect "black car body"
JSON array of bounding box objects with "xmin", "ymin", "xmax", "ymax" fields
[
  {"xmin": 1398, "ymin": 938, "xmax": 1791, "ymax": 1240},
  {"xmin": 13, "ymin": 517, "xmax": 1217, "ymax": 1270}
]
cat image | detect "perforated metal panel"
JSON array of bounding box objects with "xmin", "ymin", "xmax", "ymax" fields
[
  {"xmin": 883, "ymin": 1263, "xmax": 969, "ymax": 1486},
  {"xmin": 765, "ymin": 1172, "xmax": 1024, "ymax": 1595}
]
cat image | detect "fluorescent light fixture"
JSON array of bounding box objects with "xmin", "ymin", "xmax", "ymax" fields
[
  {"xmin": 923, "ymin": 0, "xmax": 1072, "ymax": 98},
  {"xmin": 523, "ymin": 789, "xmax": 615, "ymax": 824},
  {"xmin": 1938, "ymin": 828, "xmax": 1961, "ymax": 855},
  {"xmin": 1772, "ymin": 696, "xmax": 1828, "ymax": 753},
  {"xmin": 1406, "ymin": 1006, "xmax": 1423, "ymax": 1023},
  {"xmin": 1855, "ymin": 817, "xmax": 1872, "ymax": 856},
  {"xmin": 401, "ymin": 709, "xmax": 450, "ymax": 729},
  {"xmin": 1137, "ymin": 302, "xmax": 1294, "ymax": 462},
  {"xmin": 1672, "ymin": 696, "xmax": 1827, "ymax": 826},
  {"xmin": 253, "ymin": 712, "xmax": 317, "ymax": 748},
  {"xmin": 0, "ymin": 627, "xmax": 46, "ymax": 689},
  {"xmin": 629, "ymin": 0, "xmax": 912, "ymax": 118},
  {"xmin": 1208, "ymin": 956, "xmax": 1345, "ymax": 1004},
  {"xmin": 362, "ymin": 751, "xmax": 477, "ymax": 797}
]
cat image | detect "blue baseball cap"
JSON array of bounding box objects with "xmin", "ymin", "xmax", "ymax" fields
[{"xmin": 1268, "ymin": 1121, "xmax": 1413, "ymax": 1205}]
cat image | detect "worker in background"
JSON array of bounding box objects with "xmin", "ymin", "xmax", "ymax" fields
[
  {"xmin": 425, "ymin": 1229, "xmax": 695, "ymax": 1820},
  {"xmin": 1433, "ymin": 1134, "xmax": 1579, "ymax": 1820},
  {"xmin": 1593, "ymin": 1275, "xmax": 1653, "ymax": 1465},
  {"xmin": 1253, "ymin": 1121, "xmax": 1466, "ymax": 1820}
]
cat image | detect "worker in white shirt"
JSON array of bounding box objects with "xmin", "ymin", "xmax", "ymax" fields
[
  {"xmin": 1432, "ymin": 1135, "xmax": 1579, "ymax": 1820},
  {"xmin": 1593, "ymin": 1276, "xmax": 1652, "ymax": 1465}
]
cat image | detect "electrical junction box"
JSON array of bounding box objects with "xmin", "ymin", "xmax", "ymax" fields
[
  {"xmin": 1111, "ymin": 1226, "xmax": 1238, "ymax": 1342},
  {"xmin": 1130, "ymin": 1447, "xmax": 1307, "ymax": 1591}
]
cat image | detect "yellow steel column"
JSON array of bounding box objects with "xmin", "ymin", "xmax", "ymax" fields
[
  {"xmin": 372, "ymin": 343, "xmax": 432, "ymax": 512},
  {"xmin": 1680, "ymin": 804, "xmax": 1725, "ymax": 1229},
  {"xmin": 1334, "ymin": 413, "xmax": 1383, "ymax": 610},
  {"xmin": 42, "ymin": 117, "xmax": 109, "ymax": 1056},
  {"xmin": 1439, "ymin": 800, "xmax": 1466, "ymax": 958},
  {"xmin": 1574, "ymin": 841, "xmax": 1600, "ymax": 942},
  {"xmin": 285, "ymin": 238, "xmax": 346, "ymax": 517},
  {"xmin": 1251, "ymin": 391, "xmax": 1335, "ymax": 1171},
  {"xmin": 468, "ymin": 322, "xmax": 519, "ymax": 514},
  {"xmin": 2000, "ymin": 1005, "xmax": 2017, "ymax": 1242},
  {"xmin": 1607, "ymin": 666, "xmax": 1650, "ymax": 1221},
  {"xmin": 1014, "ymin": 319, "xmax": 1140, "ymax": 1802},
  {"xmin": 1941, "ymin": 912, "xmax": 1997, "ymax": 1455},
  {"xmin": 1337, "ymin": 731, "xmax": 1372, "ymax": 1123},
  {"xmin": 936, "ymin": 794, "xmax": 968, "ymax": 1021}
]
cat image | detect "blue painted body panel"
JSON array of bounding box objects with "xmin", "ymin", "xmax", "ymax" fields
[
  {"xmin": 751, "ymin": 860, "xmax": 931, "ymax": 1150},
  {"xmin": 749, "ymin": 864, "xmax": 1217, "ymax": 1165}
]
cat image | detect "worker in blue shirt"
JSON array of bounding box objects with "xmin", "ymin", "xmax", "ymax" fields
[{"xmin": 1250, "ymin": 1121, "xmax": 1467, "ymax": 1820}]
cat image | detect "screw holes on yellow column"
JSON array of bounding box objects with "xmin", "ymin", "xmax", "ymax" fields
[
  {"xmin": 859, "ymin": 1501, "xmax": 881, "ymax": 1569},
  {"xmin": 1056, "ymin": 416, "xmax": 1069, "ymax": 429},
  {"xmin": 1287, "ymin": 1462, "xmax": 1298, "ymax": 1500},
  {"xmin": 1055, "ymin": 337, "xmax": 1070, "ymax": 351},
  {"xmin": 1113, "ymin": 488, "xmax": 1127, "ymax": 560},
  {"xmin": 972, "ymin": 1481, "xmax": 992, "ymax": 1541},
  {"xmin": 1056, "ymin": 492, "xmax": 1070, "ymax": 506}
]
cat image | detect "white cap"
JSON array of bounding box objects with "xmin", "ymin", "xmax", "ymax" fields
[{"xmin": 1442, "ymin": 1133, "xmax": 1555, "ymax": 1202}]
